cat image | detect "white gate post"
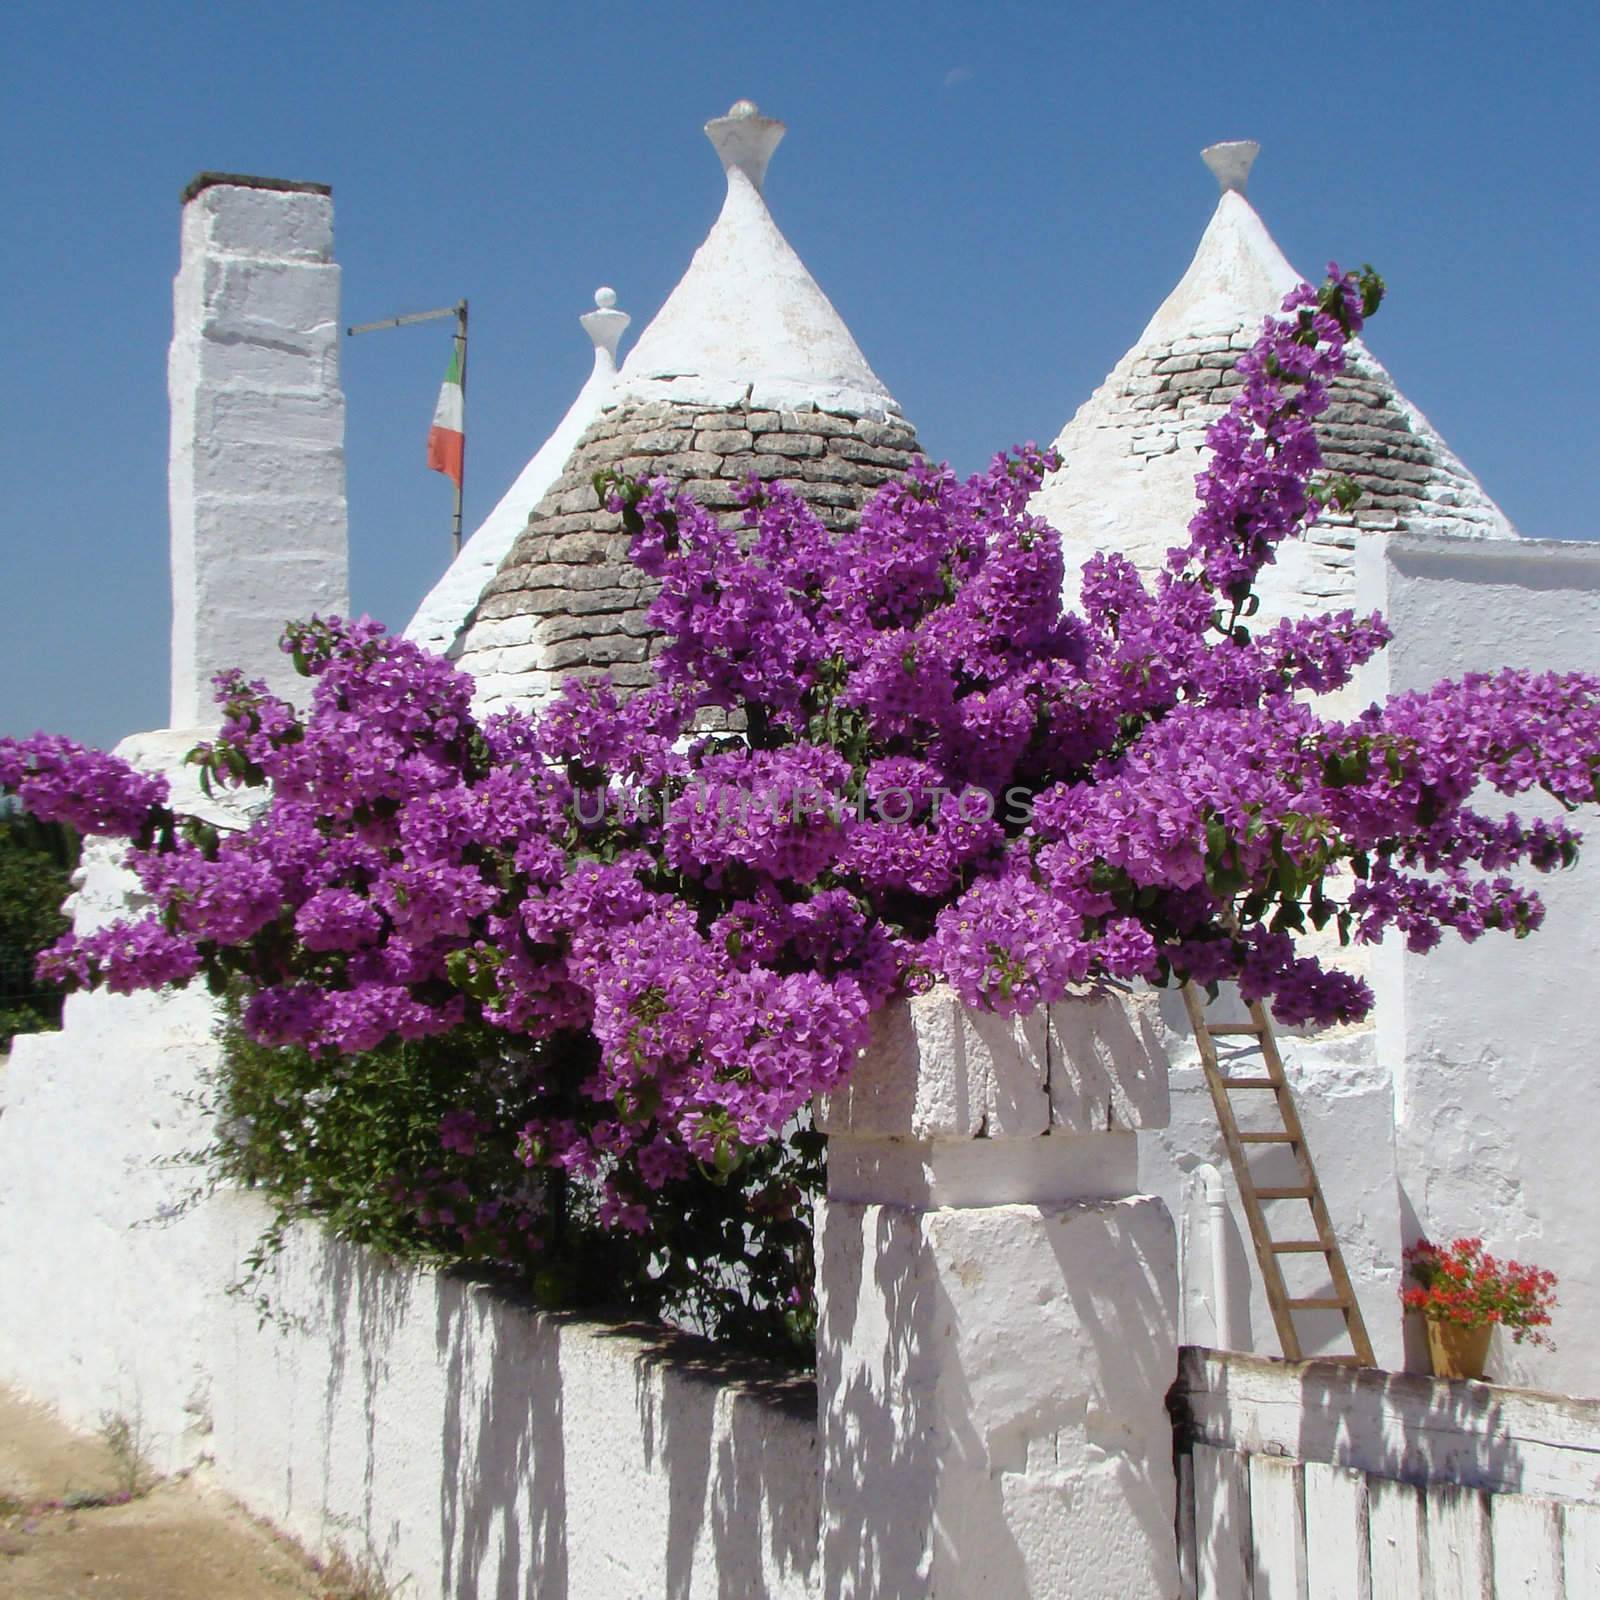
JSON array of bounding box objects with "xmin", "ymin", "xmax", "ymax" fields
[{"xmin": 816, "ymin": 988, "xmax": 1180, "ymax": 1598}]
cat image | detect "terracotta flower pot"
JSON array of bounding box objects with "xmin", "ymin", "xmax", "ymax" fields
[{"xmin": 1426, "ymin": 1319, "xmax": 1493, "ymax": 1380}]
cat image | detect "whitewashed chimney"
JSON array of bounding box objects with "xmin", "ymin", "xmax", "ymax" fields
[{"xmin": 168, "ymin": 173, "xmax": 350, "ymax": 728}]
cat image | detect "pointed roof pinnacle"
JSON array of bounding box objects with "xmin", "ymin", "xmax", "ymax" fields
[
  {"xmin": 1202, "ymin": 140, "xmax": 1259, "ymax": 197},
  {"xmin": 706, "ymin": 99, "xmax": 785, "ymax": 192},
  {"xmin": 1135, "ymin": 142, "xmax": 1298, "ymax": 348},
  {"xmin": 616, "ymin": 100, "xmax": 900, "ymax": 418},
  {"xmin": 580, "ymin": 286, "xmax": 630, "ymax": 370}
]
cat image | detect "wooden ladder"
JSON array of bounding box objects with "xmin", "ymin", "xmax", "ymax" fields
[{"xmin": 1181, "ymin": 982, "xmax": 1376, "ymax": 1366}]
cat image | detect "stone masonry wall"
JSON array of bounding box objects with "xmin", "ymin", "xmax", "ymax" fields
[
  {"xmin": 453, "ymin": 399, "xmax": 923, "ymax": 712},
  {"xmin": 1040, "ymin": 328, "xmax": 1512, "ymax": 639}
]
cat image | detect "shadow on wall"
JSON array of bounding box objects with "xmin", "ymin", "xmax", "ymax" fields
[
  {"xmin": 623, "ymin": 1323, "xmax": 818, "ymax": 1600},
  {"xmin": 1044, "ymin": 1210, "xmax": 1181, "ymax": 1588},
  {"xmin": 818, "ymin": 1201, "xmax": 945, "ymax": 1598},
  {"xmin": 435, "ymin": 1279, "xmax": 568, "ymax": 1600},
  {"xmin": 298, "ymin": 1234, "xmax": 816, "ymax": 1599},
  {"xmin": 819, "ymin": 1191, "xmax": 1179, "ymax": 1597}
]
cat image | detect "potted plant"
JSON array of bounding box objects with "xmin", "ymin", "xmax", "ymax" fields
[{"xmin": 1401, "ymin": 1237, "xmax": 1557, "ymax": 1380}]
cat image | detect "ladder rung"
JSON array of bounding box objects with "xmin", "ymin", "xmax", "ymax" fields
[
  {"xmin": 1238, "ymin": 1132, "xmax": 1296, "ymax": 1143},
  {"xmin": 1270, "ymin": 1241, "xmax": 1328, "ymax": 1253},
  {"xmin": 1285, "ymin": 1297, "xmax": 1348, "ymax": 1311},
  {"xmin": 1254, "ymin": 1186, "xmax": 1315, "ymax": 1199},
  {"xmin": 1220, "ymin": 1076, "xmax": 1277, "ymax": 1088},
  {"xmin": 1206, "ymin": 1023, "xmax": 1266, "ymax": 1036}
]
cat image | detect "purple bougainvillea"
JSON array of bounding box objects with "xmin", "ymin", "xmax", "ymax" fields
[{"xmin": 6, "ymin": 266, "xmax": 1600, "ymax": 1237}]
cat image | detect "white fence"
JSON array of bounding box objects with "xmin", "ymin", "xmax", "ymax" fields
[{"xmin": 1174, "ymin": 1347, "xmax": 1600, "ymax": 1597}]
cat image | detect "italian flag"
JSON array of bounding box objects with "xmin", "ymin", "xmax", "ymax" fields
[{"xmin": 426, "ymin": 343, "xmax": 465, "ymax": 487}]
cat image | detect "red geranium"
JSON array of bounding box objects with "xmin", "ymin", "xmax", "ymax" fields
[{"xmin": 1401, "ymin": 1236, "xmax": 1557, "ymax": 1347}]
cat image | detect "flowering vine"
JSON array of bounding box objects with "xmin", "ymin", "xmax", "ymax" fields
[{"xmin": 4, "ymin": 265, "xmax": 1600, "ymax": 1279}]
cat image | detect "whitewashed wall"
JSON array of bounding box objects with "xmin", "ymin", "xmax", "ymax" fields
[
  {"xmin": 1142, "ymin": 994, "xmax": 1406, "ymax": 1372},
  {"xmin": 1358, "ymin": 533, "xmax": 1600, "ymax": 1395},
  {"xmin": 208, "ymin": 1198, "xmax": 820, "ymax": 1599},
  {"xmin": 1143, "ymin": 535, "xmax": 1600, "ymax": 1394}
]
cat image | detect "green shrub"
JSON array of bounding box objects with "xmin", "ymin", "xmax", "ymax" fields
[
  {"xmin": 0, "ymin": 807, "xmax": 78, "ymax": 1048},
  {"xmin": 208, "ymin": 1002, "xmax": 821, "ymax": 1363}
]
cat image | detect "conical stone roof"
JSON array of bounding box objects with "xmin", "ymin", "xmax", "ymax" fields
[
  {"xmin": 452, "ymin": 102, "xmax": 923, "ymax": 713},
  {"xmin": 1031, "ymin": 142, "xmax": 1516, "ymax": 624}
]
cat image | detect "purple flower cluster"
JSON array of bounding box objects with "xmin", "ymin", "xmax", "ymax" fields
[{"xmin": 8, "ymin": 267, "xmax": 1600, "ymax": 1232}]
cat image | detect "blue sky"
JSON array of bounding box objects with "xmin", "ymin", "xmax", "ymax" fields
[{"xmin": 3, "ymin": 1, "xmax": 1596, "ymax": 748}]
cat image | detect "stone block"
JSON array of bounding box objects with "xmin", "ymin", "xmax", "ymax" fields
[
  {"xmin": 818, "ymin": 986, "xmax": 1049, "ymax": 1140},
  {"xmin": 784, "ymin": 410, "xmax": 855, "ymax": 437},
  {"xmin": 629, "ymin": 428, "xmax": 693, "ymax": 454},
  {"xmin": 541, "ymin": 612, "xmax": 625, "ymax": 646},
  {"xmin": 694, "ymin": 428, "xmax": 754, "ymax": 454},
  {"xmin": 1047, "ymin": 992, "xmax": 1171, "ymax": 1131},
  {"xmin": 556, "ymin": 483, "xmax": 602, "ymax": 515},
  {"xmin": 191, "ymin": 388, "xmax": 344, "ymax": 450},
  {"xmin": 1169, "ymin": 368, "xmax": 1223, "ymax": 392},
  {"xmin": 755, "ymin": 432, "xmax": 826, "ymax": 459},
  {"xmin": 718, "ymin": 453, "xmax": 792, "ymax": 480},
  {"xmin": 650, "ymin": 449, "xmax": 717, "ymax": 478},
  {"xmin": 186, "ymin": 439, "xmax": 346, "ymax": 502},
  {"xmin": 194, "ymin": 184, "xmax": 333, "ymax": 262},
  {"xmin": 816, "ymin": 1194, "xmax": 1178, "ymax": 1600},
  {"xmin": 455, "ymin": 614, "xmax": 539, "ymax": 651},
  {"xmin": 199, "ymin": 256, "xmax": 340, "ymax": 348},
  {"xmin": 546, "ymin": 635, "xmax": 647, "ymax": 669},
  {"xmin": 545, "ymin": 532, "xmax": 616, "ymax": 564},
  {"xmin": 852, "ymin": 418, "xmax": 916, "ymax": 449}
]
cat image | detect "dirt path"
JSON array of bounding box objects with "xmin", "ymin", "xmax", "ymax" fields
[{"xmin": 0, "ymin": 1386, "xmax": 376, "ymax": 1599}]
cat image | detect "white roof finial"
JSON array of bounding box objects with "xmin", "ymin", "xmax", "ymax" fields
[
  {"xmin": 706, "ymin": 98, "xmax": 786, "ymax": 193},
  {"xmin": 1202, "ymin": 140, "xmax": 1260, "ymax": 197},
  {"xmin": 580, "ymin": 285, "xmax": 629, "ymax": 370}
]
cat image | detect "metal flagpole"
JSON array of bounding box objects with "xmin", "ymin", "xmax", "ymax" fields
[
  {"xmin": 346, "ymin": 298, "xmax": 469, "ymax": 559},
  {"xmin": 451, "ymin": 299, "xmax": 468, "ymax": 556}
]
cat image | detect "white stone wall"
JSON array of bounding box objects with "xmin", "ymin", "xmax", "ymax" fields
[
  {"xmin": 1148, "ymin": 534, "xmax": 1600, "ymax": 1391},
  {"xmin": 207, "ymin": 1199, "xmax": 820, "ymax": 1599},
  {"xmin": 0, "ymin": 732, "xmax": 821, "ymax": 1596},
  {"xmin": 0, "ymin": 1063, "xmax": 819, "ymax": 1597},
  {"xmin": 168, "ymin": 177, "xmax": 349, "ymax": 727},
  {"xmin": 1357, "ymin": 532, "xmax": 1600, "ymax": 1395}
]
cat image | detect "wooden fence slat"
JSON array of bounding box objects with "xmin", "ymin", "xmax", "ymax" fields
[
  {"xmin": 1177, "ymin": 1450, "xmax": 1198, "ymax": 1600},
  {"xmin": 1563, "ymin": 1503, "xmax": 1600, "ymax": 1599},
  {"xmin": 1304, "ymin": 1461, "xmax": 1370, "ymax": 1600},
  {"xmin": 1368, "ymin": 1478, "xmax": 1424, "ymax": 1599},
  {"xmin": 1249, "ymin": 1456, "xmax": 1307, "ymax": 1600},
  {"xmin": 1196, "ymin": 1444, "xmax": 1252, "ymax": 1600},
  {"xmin": 1490, "ymin": 1493, "xmax": 1564, "ymax": 1597},
  {"xmin": 1423, "ymin": 1483, "xmax": 1492, "ymax": 1598}
]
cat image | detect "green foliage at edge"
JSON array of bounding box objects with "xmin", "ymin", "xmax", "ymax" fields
[{"xmin": 0, "ymin": 808, "xmax": 78, "ymax": 1047}]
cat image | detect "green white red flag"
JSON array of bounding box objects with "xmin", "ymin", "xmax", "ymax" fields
[{"xmin": 427, "ymin": 343, "xmax": 465, "ymax": 487}]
